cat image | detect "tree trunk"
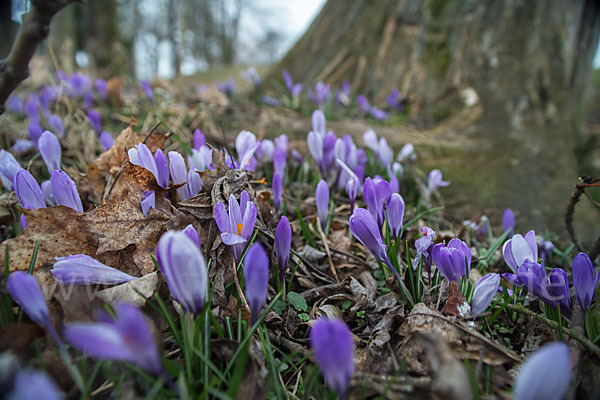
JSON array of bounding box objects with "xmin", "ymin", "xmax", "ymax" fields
[
  {"xmin": 276, "ymin": 0, "xmax": 600, "ymax": 237},
  {"xmin": 83, "ymin": 0, "xmax": 125, "ymax": 77},
  {"xmin": 0, "ymin": 2, "xmax": 19, "ymax": 59}
]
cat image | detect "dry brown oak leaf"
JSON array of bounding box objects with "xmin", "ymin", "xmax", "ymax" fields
[{"xmin": 1, "ymin": 163, "xmax": 189, "ymax": 276}]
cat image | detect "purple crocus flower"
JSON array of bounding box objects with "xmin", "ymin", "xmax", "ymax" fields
[
  {"xmin": 573, "ymin": 252, "xmax": 600, "ymax": 314},
  {"xmin": 363, "ymin": 177, "xmax": 391, "ymax": 229},
  {"xmin": 386, "ymin": 88, "xmax": 403, "ymax": 111},
  {"xmin": 427, "ymin": 169, "xmax": 450, "ymax": 192},
  {"xmin": 387, "ymin": 193, "xmax": 405, "ymax": 239},
  {"xmin": 260, "ymin": 139, "xmax": 275, "ymax": 161},
  {"xmin": 88, "ymin": 109, "xmax": 102, "ymax": 134},
  {"xmin": 168, "ymin": 151, "xmax": 188, "ymax": 201},
  {"xmin": 99, "ymin": 132, "xmax": 114, "ymax": 151},
  {"xmin": 141, "ymin": 191, "xmax": 155, "ymax": 217},
  {"xmin": 335, "ymin": 159, "xmax": 359, "ymax": 212},
  {"xmin": 515, "ymin": 260, "xmax": 557, "ymax": 309},
  {"xmin": 65, "ymin": 303, "xmax": 163, "ymax": 375},
  {"xmin": 193, "ymin": 129, "xmax": 206, "ymax": 149},
  {"xmin": 431, "ymin": 239, "xmax": 472, "ymax": 282},
  {"xmin": 308, "ymin": 110, "xmax": 328, "ymax": 174},
  {"xmin": 84, "ymin": 92, "xmax": 94, "ymax": 110},
  {"xmin": 291, "ymin": 83, "xmax": 302, "ymax": 98},
  {"xmin": 190, "ymin": 146, "xmax": 213, "ymax": 171},
  {"xmin": 26, "ymin": 95, "xmax": 40, "ymax": 122},
  {"xmin": 309, "ymin": 82, "xmax": 330, "ymax": 107},
  {"xmin": 14, "ymin": 169, "xmax": 46, "ymax": 210},
  {"xmin": 156, "ymin": 230, "xmax": 208, "ymax": 315},
  {"xmin": 214, "ymin": 191, "xmax": 258, "ymax": 261},
  {"xmin": 7, "ymin": 94, "xmax": 25, "ymax": 115},
  {"xmin": 357, "ymin": 95, "xmax": 370, "ymax": 113},
  {"xmin": 235, "ymin": 130, "xmax": 260, "ymax": 171},
  {"xmin": 537, "ymin": 236, "xmax": 554, "ymax": 263},
  {"xmin": 282, "ymin": 70, "xmax": 293, "ymax": 92},
  {"xmin": 38, "ymin": 131, "xmax": 61, "ymax": 173},
  {"xmin": 310, "ymin": 318, "xmax": 354, "ymax": 399},
  {"xmin": 186, "ymin": 168, "xmax": 203, "ymax": 198},
  {"xmin": 28, "ymin": 121, "xmax": 43, "ymax": 143},
  {"xmin": 548, "ymin": 268, "xmax": 571, "ymax": 317},
  {"xmin": 413, "ymin": 227, "xmax": 436, "ymax": 272},
  {"xmin": 471, "ymin": 273, "xmax": 501, "ymax": 315},
  {"xmin": 275, "ymin": 134, "xmax": 289, "ymax": 153},
  {"xmin": 275, "ymin": 216, "xmax": 291, "ymax": 286},
  {"xmin": 502, "ymin": 208, "xmax": 515, "ymax": 236},
  {"xmin": 39, "ymin": 86, "xmax": 58, "ymax": 113},
  {"xmin": 51, "ymin": 170, "xmax": 83, "ymax": 213},
  {"xmin": 47, "ymin": 114, "xmax": 64, "ymax": 138},
  {"xmin": 241, "ymin": 66, "xmax": 261, "ymax": 87},
  {"xmin": 52, "ymin": 255, "xmax": 136, "ymax": 285},
  {"xmin": 95, "ymin": 78, "xmax": 107, "ymax": 100},
  {"xmin": 216, "ymin": 78, "xmax": 235, "ymax": 96},
  {"xmin": 243, "ymin": 243, "xmax": 269, "ymax": 325},
  {"xmin": 12, "ymin": 139, "xmax": 35, "ymax": 153},
  {"xmin": 370, "ymin": 108, "xmax": 388, "ymax": 121},
  {"xmin": 316, "ymin": 180, "xmax": 329, "ymax": 231},
  {"xmin": 513, "ymin": 342, "xmax": 571, "ymax": 400},
  {"xmin": 7, "ymin": 271, "xmax": 61, "ymax": 345},
  {"xmin": 0, "ymin": 149, "xmax": 23, "ymax": 190},
  {"xmin": 272, "ymin": 172, "xmax": 282, "ymax": 212},
  {"xmin": 273, "ymin": 148, "xmax": 286, "ymax": 177},
  {"xmin": 128, "ymin": 143, "xmax": 170, "ymax": 188},
  {"xmin": 183, "ymin": 224, "xmax": 201, "ymax": 250},
  {"xmin": 503, "ymin": 230, "xmax": 538, "ymax": 273},
  {"xmin": 262, "ymin": 95, "xmax": 281, "ymax": 106},
  {"xmin": 140, "ymin": 80, "xmax": 154, "ymax": 101}
]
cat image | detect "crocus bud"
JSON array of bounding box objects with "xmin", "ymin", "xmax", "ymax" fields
[
  {"xmin": 88, "ymin": 109, "xmax": 102, "ymax": 134},
  {"xmin": 47, "ymin": 114, "xmax": 64, "ymax": 138},
  {"xmin": 0, "ymin": 149, "xmax": 23, "ymax": 190},
  {"xmin": 26, "ymin": 95, "xmax": 39, "ymax": 122},
  {"xmin": 52, "ymin": 254, "xmax": 136, "ymax": 285},
  {"xmin": 95, "ymin": 78, "xmax": 107, "ymax": 99},
  {"xmin": 244, "ymin": 243, "xmax": 269, "ymax": 325},
  {"xmin": 65, "ymin": 303, "xmax": 163, "ymax": 375},
  {"xmin": 275, "ymin": 216, "xmax": 291, "ymax": 286},
  {"xmin": 502, "ymin": 208, "xmax": 515, "ymax": 236},
  {"xmin": 471, "ymin": 273, "xmax": 501, "ymax": 315},
  {"xmin": 28, "ymin": 122, "xmax": 43, "ymax": 143},
  {"xmin": 156, "ymin": 230, "xmax": 208, "ymax": 315},
  {"xmin": 12, "ymin": 139, "xmax": 35, "ymax": 153},
  {"xmin": 38, "ymin": 131, "xmax": 61, "ymax": 173},
  {"xmin": 168, "ymin": 151, "xmax": 188, "ymax": 201},
  {"xmin": 273, "ymin": 148, "xmax": 286, "ymax": 177},
  {"xmin": 182, "ymin": 224, "xmax": 201, "ymax": 250},
  {"xmin": 427, "ymin": 169, "xmax": 450, "ymax": 192},
  {"xmin": 50, "ymin": 170, "xmax": 83, "ymax": 213},
  {"xmin": 573, "ymin": 252, "xmax": 599, "ymax": 314},
  {"xmin": 193, "ymin": 129, "xmax": 205, "ymax": 149},
  {"xmin": 310, "ymin": 318, "xmax": 354, "ymax": 399},
  {"xmin": 6, "ymin": 271, "xmax": 61, "ymax": 345},
  {"xmin": 312, "ymin": 110, "xmax": 326, "ymax": 135},
  {"xmin": 548, "ymin": 268, "xmax": 571, "ymax": 317},
  {"xmin": 9, "ymin": 369, "xmax": 63, "ymax": 400},
  {"xmin": 99, "ymin": 132, "xmax": 114, "ymax": 151},
  {"xmin": 431, "ymin": 239, "xmax": 472, "ymax": 283},
  {"xmin": 14, "ymin": 169, "xmax": 46, "ymax": 209},
  {"xmin": 514, "ymin": 342, "xmax": 571, "ymax": 400},
  {"xmin": 316, "ymin": 180, "xmax": 329, "ymax": 231},
  {"xmin": 387, "ymin": 193, "xmax": 405, "ymax": 239},
  {"xmin": 272, "ymin": 172, "xmax": 282, "ymax": 212},
  {"xmin": 186, "ymin": 168, "xmax": 203, "ymax": 198},
  {"xmin": 141, "ymin": 191, "xmax": 155, "ymax": 217}
]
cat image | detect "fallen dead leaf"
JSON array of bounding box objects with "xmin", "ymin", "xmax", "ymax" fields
[{"xmin": 96, "ymin": 272, "xmax": 159, "ymax": 306}]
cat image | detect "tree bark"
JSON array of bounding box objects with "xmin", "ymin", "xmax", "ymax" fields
[
  {"xmin": 276, "ymin": 0, "xmax": 600, "ymax": 236},
  {"xmin": 83, "ymin": 0, "xmax": 124, "ymax": 77}
]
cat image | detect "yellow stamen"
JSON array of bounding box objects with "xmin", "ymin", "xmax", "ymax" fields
[{"xmin": 237, "ymin": 223, "xmax": 243, "ymax": 236}]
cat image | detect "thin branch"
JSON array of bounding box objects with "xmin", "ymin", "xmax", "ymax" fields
[
  {"xmin": 565, "ymin": 176, "xmax": 600, "ymax": 253},
  {"xmin": 0, "ymin": 0, "xmax": 79, "ymax": 114}
]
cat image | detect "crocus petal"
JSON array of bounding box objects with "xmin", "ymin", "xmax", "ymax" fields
[
  {"xmin": 154, "ymin": 149, "xmax": 169, "ymax": 188},
  {"xmin": 88, "ymin": 109, "xmax": 102, "ymax": 133},
  {"xmin": 6, "ymin": 271, "xmax": 51, "ymax": 330},
  {"xmin": 50, "ymin": 170, "xmax": 83, "ymax": 213},
  {"xmin": 471, "ymin": 273, "xmax": 501, "ymax": 315},
  {"xmin": 307, "ymin": 131, "xmax": 324, "ymax": 165},
  {"xmin": 503, "ymin": 240, "xmax": 518, "ymax": 272},
  {"xmin": 193, "ymin": 129, "xmax": 205, "ymax": 149},
  {"xmin": 28, "ymin": 122, "xmax": 43, "ymax": 143},
  {"xmin": 310, "ymin": 318, "xmax": 354, "ymax": 399},
  {"xmin": 387, "ymin": 193, "xmax": 405, "ymax": 239},
  {"xmin": 238, "ymin": 142, "xmax": 260, "ymax": 171},
  {"xmin": 52, "ymin": 255, "xmax": 135, "ymax": 285},
  {"xmin": 186, "ymin": 168, "xmax": 203, "ymax": 198},
  {"xmin": 221, "ymin": 233, "xmax": 247, "ymax": 245},
  {"xmin": 99, "ymin": 132, "xmax": 114, "ymax": 151},
  {"xmin": 502, "ymin": 208, "xmax": 515, "ymax": 235},
  {"xmin": 349, "ymin": 208, "xmax": 389, "ymax": 265},
  {"xmin": 316, "ymin": 180, "xmax": 329, "ymax": 230},
  {"xmin": 272, "ymin": 172, "xmax": 282, "ymax": 212},
  {"xmin": 156, "ymin": 231, "xmax": 208, "ymax": 315},
  {"xmin": 273, "ymin": 148, "xmax": 287, "ymax": 177},
  {"xmin": 183, "ymin": 224, "xmax": 201, "ymax": 250},
  {"xmin": 514, "ymin": 342, "xmax": 571, "ymax": 400},
  {"xmin": 14, "ymin": 169, "xmax": 46, "ymax": 209},
  {"xmin": 510, "ymin": 234, "xmax": 535, "ymax": 267},
  {"xmin": 312, "ymin": 110, "xmax": 326, "ymax": 135},
  {"xmin": 524, "ymin": 230, "xmax": 538, "ymax": 263},
  {"xmin": 362, "ymin": 129, "xmax": 378, "ymax": 151},
  {"xmin": 38, "ymin": 131, "xmax": 61, "ymax": 173},
  {"xmin": 168, "ymin": 150, "xmax": 188, "ymax": 200},
  {"xmin": 141, "ymin": 191, "xmax": 155, "ymax": 217},
  {"xmin": 549, "ymin": 268, "xmax": 571, "ymax": 317},
  {"xmin": 214, "ymin": 202, "xmax": 230, "ymax": 233},
  {"xmin": 0, "ymin": 149, "xmax": 23, "ymax": 190},
  {"xmin": 241, "ymin": 201, "xmax": 257, "ymax": 241},
  {"xmin": 244, "ymin": 243, "xmax": 269, "ymax": 325}
]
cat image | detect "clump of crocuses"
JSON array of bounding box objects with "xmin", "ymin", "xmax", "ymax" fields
[
  {"xmin": 431, "ymin": 239, "xmax": 471, "ymax": 283},
  {"xmin": 310, "ymin": 318, "xmax": 354, "ymax": 399}
]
